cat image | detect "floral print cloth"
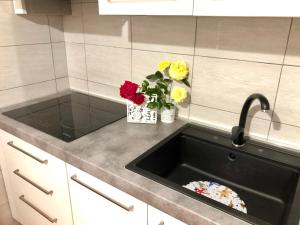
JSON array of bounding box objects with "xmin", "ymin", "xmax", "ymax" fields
[{"xmin": 183, "ymin": 181, "xmax": 247, "ymax": 214}]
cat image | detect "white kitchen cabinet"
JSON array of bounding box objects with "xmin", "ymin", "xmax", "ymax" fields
[
  {"xmin": 98, "ymin": 0, "xmax": 193, "ymax": 15},
  {"xmin": 148, "ymin": 205, "xmax": 187, "ymax": 225},
  {"xmin": 0, "ymin": 129, "xmax": 73, "ymax": 225},
  {"xmin": 193, "ymin": 0, "xmax": 300, "ymax": 17},
  {"xmin": 67, "ymin": 164, "xmax": 147, "ymax": 225}
]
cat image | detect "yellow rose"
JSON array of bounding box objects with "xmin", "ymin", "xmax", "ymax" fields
[
  {"xmin": 169, "ymin": 60, "xmax": 189, "ymax": 80},
  {"xmin": 171, "ymin": 86, "xmax": 188, "ymax": 103},
  {"xmin": 158, "ymin": 60, "xmax": 171, "ymax": 71}
]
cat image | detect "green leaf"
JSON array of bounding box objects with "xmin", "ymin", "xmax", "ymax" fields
[
  {"xmin": 167, "ymin": 103, "xmax": 175, "ymax": 108},
  {"xmin": 182, "ymin": 78, "xmax": 190, "ymax": 87},
  {"xmin": 146, "ymin": 74, "xmax": 157, "ymax": 81},
  {"xmin": 165, "ymin": 104, "xmax": 171, "ymax": 110},
  {"xmin": 155, "ymin": 71, "xmax": 164, "ymax": 79},
  {"xmin": 142, "ymin": 80, "xmax": 149, "ymax": 87},
  {"xmin": 163, "ymin": 79, "xmax": 172, "ymax": 84},
  {"xmin": 147, "ymin": 102, "xmax": 158, "ymax": 109},
  {"xmin": 157, "ymin": 100, "xmax": 162, "ymax": 110}
]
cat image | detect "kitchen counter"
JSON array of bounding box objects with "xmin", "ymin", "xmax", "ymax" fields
[{"xmin": 0, "ymin": 91, "xmax": 250, "ymax": 225}]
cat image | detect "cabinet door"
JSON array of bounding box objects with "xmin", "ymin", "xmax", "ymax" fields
[
  {"xmin": 98, "ymin": 0, "xmax": 193, "ymax": 15},
  {"xmin": 0, "ymin": 129, "xmax": 73, "ymax": 225},
  {"xmin": 193, "ymin": 0, "xmax": 300, "ymax": 17},
  {"xmin": 148, "ymin": 206, "xmax": 187, "ymax": 225},
  {"xmin": 67, "ymin": 164, "xmax": 147, "ymax": 225}
]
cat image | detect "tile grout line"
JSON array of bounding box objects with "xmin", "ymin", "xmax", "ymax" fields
[
  {"xmin": 80, "ymin": 2, "xmax": 90, "ymax": 94},
  {"xmin": 190, "ymin": 103, "xmax": 272, "ymax": 122},
  {"xmin": 63, "ymin": 41, "xmax": 300, "ymax": 68},
  {"xmin": 0, "ymin": 79, "xmax": 59, "ymax": 93},
  {"xmin": 130, "ymin": 15, "xmax": 133, "ymax": 82},
  {"xmin": 187, "ymin": 16, "xmax": 198, "ymax": 121},
  {"xmin": 46, "ymin": 15, "xmax": 59, "ymax": 93},
  {"xmin": 266, "ymin": 18, "xmax": 294, "ymax": 140},
  {"xmin": 68, "ymin": 76, "xmax": 120, "ymax": 90}
]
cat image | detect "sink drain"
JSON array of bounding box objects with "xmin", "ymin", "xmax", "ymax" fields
[{"xmin": 228, "ymin": 153, "xmax": 237, "ymax": 161}]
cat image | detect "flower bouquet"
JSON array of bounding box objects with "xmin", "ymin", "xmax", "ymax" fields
[
  {"xmin": 120, "ymin": 81, "xmax": 157, "ymax": 124},
  {"xmin": 140, "ymin": 60, "xmax": 190, "ymax": 123}
]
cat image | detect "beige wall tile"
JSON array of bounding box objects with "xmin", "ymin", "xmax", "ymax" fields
[
  {"xmin": 132, "ymin": 50, "xmax": 193, "ymax": 83},
  {"xmin": 0, "ymin": 1, "xmax": 50, "ymax": 46},
  {"xmin": 189, "ymin": 104, "xmax": 271, "ymax": 140},
  {"xmin": 269, "ymin": 123, "xmax": 300, "ymax": 150},
  {"xmin": 132, "ymin": 16, "xmax": 196, "ymax": 55},
  {"xmin": 56, "ymin": 77, "xmax": 69, "ymax": 92},
  {"xmin": 191, "ymin": 57, "xmax": 281, "ymax": 120},
  {"xmin": 285, "ymin": 19, "xmax": 300, "ymax": 66},
  {"xmin": 48, "ymin": 16, "xmax": 64, "ymax": 43},
  {"xmin": 0, "ymin": 80, "xmax": 57, "ymax": 108},
  {"xmin": 82, "ymin": 3, "xmax": 131, "ymax": 48},
  {"xmin": 88, "ymin": 81, "xmax": 124, "ymax": 103},
  {"xmin": 274, "ymin": 66, "xmax": 300, "ymax": 126},
  {"xmin": 52, "ymin": 42, "xmax": 68, "ymax": 78},
  {"xmin": 69, "ymin": 77, "xmax": 88, "ymax": 93},
  {"xmin": 132, "ymin": 50, "xmax": 193, "ymax": 118},
  {"xmin": 86, "ymin": 45, "xmax": 131, "ymax": 87},
  {"xmin": 65, "ymin": 42, "xmax": 87, "ymax": 79},
  {"xmin": 63, "ymin": 3, "xmax": 84, "ymax": 43},
  {"xmin": 195, "ymin": 17, "xmax": 290, "ymax": 64},
  {"xmin": 0, "ymin": 44, "xmax": 55, "ymax": 90}
]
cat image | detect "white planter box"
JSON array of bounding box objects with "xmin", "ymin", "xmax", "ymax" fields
[{"xmin": 126, "ymin": 100, "xmax": 157, "ymax": 124}]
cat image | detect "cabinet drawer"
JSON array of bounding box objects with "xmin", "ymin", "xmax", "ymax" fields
[
  {"xmin": 67, "ymin": 164, "xmax": 147, "ymax": 225},
  {"xmin": 0, "ymin": 130, "xmax": 73, "ymax": 225},
  {"xmin": 10, "ymin": 168, "xmax": 73, "ymax": 225},
  {"xmin": 148, "ymin": 206, "xmax": 187, "ymax": 225},
  {"xmin": 0, "ymin": 130, "xmax": 65, "ymax": 191}
]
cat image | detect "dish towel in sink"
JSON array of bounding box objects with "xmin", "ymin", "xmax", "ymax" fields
[{"xmin": 183, "ymin": 181, "xmax": 247, "ymax": 214}]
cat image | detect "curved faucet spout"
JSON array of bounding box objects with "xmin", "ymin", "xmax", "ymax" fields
[
  {"xmin": 239, "ymin": 93, "xmax": 270, "ymax": 128},
  {"xmin": 232, "ymin": 93, "xmax": 270, "ymax": 147}
]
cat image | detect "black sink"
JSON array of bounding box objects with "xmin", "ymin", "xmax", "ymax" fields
[{"xmin": 126, "ymin": 124, "xmax": 300, "ymax": 225}]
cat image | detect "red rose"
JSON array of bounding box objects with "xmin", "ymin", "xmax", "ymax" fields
[
  {"xmin": 133, "ymin": 94, "xmax": 145, "ymax": 105},
  {"xmin": 120, "ymin": 81, "xmax": 139, "ymax": 100}
]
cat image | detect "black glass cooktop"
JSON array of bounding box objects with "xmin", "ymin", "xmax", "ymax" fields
[{"xmin": 3, "ymin": 92, "xmax": 126, "ymax": 142}]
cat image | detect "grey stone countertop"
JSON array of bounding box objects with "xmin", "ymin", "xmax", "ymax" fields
[{"xmin": 0, "ymin": 91, "xmax": 250, "ymax": 225}]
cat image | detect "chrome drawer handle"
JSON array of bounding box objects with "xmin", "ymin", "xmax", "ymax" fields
[
  {"xmin": 7, "ymin": 141, "xmax": 48, "ymax": 164},
  {"xmin": 159, "ymin": 221, "xmax": 165, "ymax": 225},
  {"xmin": 71, "ymin": 175, "xmax": 134, "ymax": 212},
  {"xmin": 14, "ymin": 169, "xmax": 53, "ymax": 195},
  {"xmin": 19, "ymin": 195, "xmax": 57, "ymax": 223}
]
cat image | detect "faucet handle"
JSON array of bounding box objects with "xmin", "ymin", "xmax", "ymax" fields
[{"xmin": 231, "ymin": 126, "xmax": 245, "ymax": 147}]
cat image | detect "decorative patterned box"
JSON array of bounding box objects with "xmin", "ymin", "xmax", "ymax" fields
[{"xmin": 126, "ymin": 96, "xmax": 157, "ymax": 124}]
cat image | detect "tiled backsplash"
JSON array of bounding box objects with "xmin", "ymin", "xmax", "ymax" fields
[
  {"xmin": 0, "ymin": 2, "xmax": 299, "ymax": 148},
  {"xmin": 63, "ymin": 1, "xmax": 300, "ymax": 150},
  {"xmin": 0, "ymin": 0, "xmax": 300, "ymax": 210},
  {"xmin": 0, "ymin": 0, "xmax": 69, "ymax": 204},
  {"xmin": 0, "ymin": 0, "xmax": 69, "ymax": 108}
]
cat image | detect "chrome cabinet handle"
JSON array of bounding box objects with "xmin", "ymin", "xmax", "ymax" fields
[
  {"xmin": 7, "ymin": 141, "xmax": 48, "ymax": 164},
  {"xmin": 19, "ymin": 195, "xmax": 57, "ymax": 223},
  {"xmin": 14, "ymin": 169, "xmax": 53, "ymax": 195},
  {"xmin": 71, "ymin": 175, "xmax": 134, "ymax": 212},
  {"xmin": 159, "ymin": 221, "xmax": 165, "ymax": 225}
]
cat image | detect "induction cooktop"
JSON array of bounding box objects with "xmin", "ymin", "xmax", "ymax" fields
[{"xmin": 3, "ymin": 92, "xmax": 127, "ymax": 142}]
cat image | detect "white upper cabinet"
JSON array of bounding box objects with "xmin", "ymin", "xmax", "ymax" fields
[
  {"xmin": 193, "ymin": 0, "xmax": 300, "ymax": 17},
  {"xmin": 98, "ymin": 0, "xmax": 194, "ymax": 15}
]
